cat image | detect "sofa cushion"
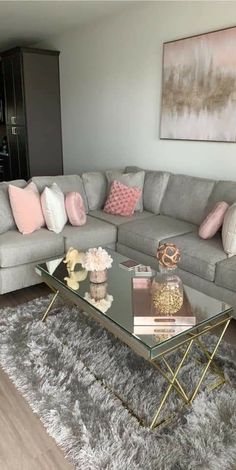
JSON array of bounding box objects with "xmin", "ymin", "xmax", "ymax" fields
[
  {"xmin": 104, "ymin": 180, "xmax": 142, "ymax": 216},
  {"xmin": 161, "ymin": 174, "xmax": 215, "ymax": 225},
  {"xmin": 89, "ymin": 209, "xmax": 153, "ymax": 226},
  {"xmin": 205, "ymin": 180, "xmax": 236, "ymax": 214},
  {"xmin": 215, "ymin": 256, "xmax": 236, "ymax": 292},
  {"xmin": 31, "ymin": 175, "xmax": 88, "ymax": 213},
  {"xmin": 62, "ymin": 216, "xmax": 117, "ymax": 251},
  {"xmin": 0, "ymin": 180, "xmax": 27, "ymax": 234},
  {"xmin": 222, "ymin": 202, "xmax": 236, "ymax": 256},
  {"xmin": 8, "ymin": 182, "xmax": 45, "ymax": 235},
  {"xmin": 125, "ymin": 166, "xmax": 142, "ymax": 173},
  {"xmin": 106, "ymin": 170, "xmax": 145, "ymax": 212},
  {"xmin": 82, "ymin": 172, "xmax": 107, "ymax": 210},
  {"xmin": 118, "ymin": 215, "xmax": 195, "ymax": 257},
  {"xmin": 0, "ymin": 229, "xmax": 64, "ymax": 268},
  {"xmin": 162, "ymin": 232, "xmax": 227, "ymax": 282},
  {"xmin": 41, "ymin": 183, "xmax": 68, "ymax": 234},
  {"xmin": 143, "ymin": 171, "xmax": 170, "ymax": 214},
  {"xmin": 199, "ymin": 201, "xmax": 229, "ymax": 239},
  {"xmin": 65, "ymin": 192, "xmax": 87, "ymax": 226}
]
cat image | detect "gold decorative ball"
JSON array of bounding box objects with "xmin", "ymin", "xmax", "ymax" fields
[{"xmin": 157, "ymin": 243, "xmax": 181, "ymax": 269}]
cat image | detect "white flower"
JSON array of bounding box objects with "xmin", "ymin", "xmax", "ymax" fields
[
  {"xmin": 82, "ymin": 247, "xmax": 113, "ymax": 271},
  {"xmin": 84, "ymin": 292, "xmax": 113, "ymax": 313}
]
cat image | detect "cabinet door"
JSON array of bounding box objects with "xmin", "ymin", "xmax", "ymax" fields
[
  {"xmin": 12, "ymin": 53, "xmax": 25, "ymax": 125},
  {"xmin": 6, "ymin": 125, "xmax": 29, "ymax": 180},
  {"xmin": 2, "ymin": 53, "xmax": 25, "ymax": 126},
  {"xmin": 2, "ymin": 57, "xmax": 14, "ymax": 125}
]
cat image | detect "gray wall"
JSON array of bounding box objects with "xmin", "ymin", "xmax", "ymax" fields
[{"xmin": 38, "ymin": 1, "xmax": 236, "ymax": 178}]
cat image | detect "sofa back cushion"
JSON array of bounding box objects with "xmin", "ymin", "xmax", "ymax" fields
[
  {"xmin": 82, "ymin": 172, "xmax": 107, "ymax": 211},
  {"xmin": 31, "ymin": 175, "xmax": 88, "ymax": 213},
  {"xmin": 0, "ymin": 179, "xmax": 27, "ymax": 234},
  {"xmin": 143, "ymin": 171, "xmax": 170, "ymax": 214},
  {"xmin": 160, "ymin": 174, "xmax": 215, "ymax": 225},
  {"xmin": 205, "ymin": 180, "xmax": 236, "ymax": 215}
]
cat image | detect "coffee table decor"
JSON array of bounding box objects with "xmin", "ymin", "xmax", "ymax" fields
[
  {"xmin": 35, "ymin": 249, "xmax": 233, "ymax": 429},
  {"xmin": 152, "ymin": 243, "xmax": 183, "ymax": 315},
  {"xmin": 82, "ymin": 246, "xmax": 113, "ymax": 283},
  {"xmin": 63, "ymin": 247, "xmax": 85, "ymax": 272}
]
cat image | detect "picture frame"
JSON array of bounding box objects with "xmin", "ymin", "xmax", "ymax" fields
[{"xmin": 160, "ymin": 26, "xmax": 236, "ymax": 142}]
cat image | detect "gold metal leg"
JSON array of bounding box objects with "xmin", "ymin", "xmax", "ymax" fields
[
  {"xmin": 151, "ymin": 358, "xmax": 189, "ymax": 403},
  {"xmin": 193, "ymin": 337, "xmax": 225, "ymax": 381},
  {"xmin": 190, "ymin": 318, "xmax": 231, "ymax": 403},
  {"xmin": 162, "ymin": 357, "xmax": 189, "ymax": 402},
  {"xmin": 150, "ymin": 339, "xmax": 194, "ymax": 429},
  {"xmin": 42, "ymin": 290, "xmax": 60, "ymax": 322},
  {"xmin": 150, "ymin": 316, "xmax": 231, "ymax": 429}
]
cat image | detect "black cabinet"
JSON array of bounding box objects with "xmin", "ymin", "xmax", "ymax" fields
[{"xmin": 1, "ymin": 47, "xmax": 63, "ymax": 180}]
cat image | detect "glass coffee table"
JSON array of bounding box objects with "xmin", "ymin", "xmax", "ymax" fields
[{"xmin": 36, "ymin": 249, "xmax": 233, "ymax": 429}]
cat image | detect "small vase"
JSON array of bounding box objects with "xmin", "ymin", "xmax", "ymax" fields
[
  {"xmin": 152, "ymin": 265, "xmax": 183, "ymax": 315},
  {"xmin": 89, "ymin": 269, "xmax": 108, "ymax": 284},
  {"xmin": 90, "ymin": 281, "xmax": 108, "ymax": 301}
]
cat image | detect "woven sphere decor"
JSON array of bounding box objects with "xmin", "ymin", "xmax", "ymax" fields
[{"xmin": 156, "ymin": 243, "xmax": 181, "ymax": 269}]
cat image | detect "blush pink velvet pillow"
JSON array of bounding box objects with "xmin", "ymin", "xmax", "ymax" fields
[
  {"xmin": 199, "ymin": 201, "xmax": 229, "ymax": 239},
  {"xmin": 8, "ymin": 182, "xmax": 45, "ymax": 235},
  {"xmin": 65, "ymin": 192, "xmax": 86, "ymax": 226},
  {"xmin": 104, "ymin": 180, "xmax": 141, "ymax": 216}
]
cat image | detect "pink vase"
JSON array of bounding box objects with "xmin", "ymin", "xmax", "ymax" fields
[
  {"xmin": 90, "ymin": 282, "xmax": 108, "ymax": 300},
  {"xmin": 89, "ymin": 269, "xmax": 108, "ymax": 284}
]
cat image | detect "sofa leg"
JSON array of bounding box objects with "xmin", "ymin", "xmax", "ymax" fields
[{"xmin": 42, "ymin": 290, "xmax": 60, "ymax": 322}]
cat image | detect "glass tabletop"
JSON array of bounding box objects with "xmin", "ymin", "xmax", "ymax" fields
[{"xmin": 36, "ymin": 249, "xmax": 232, "ymax": 358}]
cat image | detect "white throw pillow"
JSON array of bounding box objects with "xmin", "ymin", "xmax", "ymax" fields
[
  {"xmin": 222, "ymin": 202, "xmax": 236, "ymax": 256},
  {"xmin": 41, "ymin": 183, "xmax": 67, "ymax": 233}
]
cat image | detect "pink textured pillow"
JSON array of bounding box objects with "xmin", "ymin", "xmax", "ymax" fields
[
  {"xmin": 104, "ymin": 180, "xmax": 141, "ymax": 216},
  {"xmin": 8, "ymin": 182, "xmax": 44, "ymax": 235},
  {"xmin": 199, "ymin": 201, "xmax": 229, "ymax": 239},
  {"xmin": 65, "ymin": 192, "xmax": 86, "ymax": 226}
]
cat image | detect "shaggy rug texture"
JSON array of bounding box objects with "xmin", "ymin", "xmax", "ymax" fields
[{"xmin": 0, "ymin": 296, "xmax": 236, "ymax": 470}]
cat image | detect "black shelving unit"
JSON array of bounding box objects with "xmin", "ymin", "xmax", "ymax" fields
[{"xmin": 1, "ymin": 47, "xmax": 63, "ymax": 181}]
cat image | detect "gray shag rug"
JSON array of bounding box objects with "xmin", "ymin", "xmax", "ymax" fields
[{"xmin": 0, "ymin": 296, "xmax": 236, "ymax": 470}]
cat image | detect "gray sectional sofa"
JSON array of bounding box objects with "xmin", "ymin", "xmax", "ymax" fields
[{"xmin": 0, "ymin": 169, "xmax": 235, "ymax": 317}]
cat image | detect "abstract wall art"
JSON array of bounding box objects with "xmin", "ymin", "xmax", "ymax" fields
[{"xmin": 160, "ymin": 27, "xmax": 236, "ymax": 142}]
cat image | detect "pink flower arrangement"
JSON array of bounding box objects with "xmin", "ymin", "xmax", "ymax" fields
[{"xmin": 82, "ymin": 247, "xmax": 113, "ymax": 272}]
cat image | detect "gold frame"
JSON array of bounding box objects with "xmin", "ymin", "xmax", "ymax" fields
[
  {"xmin": 40, "ymin": 276, "xmax": 232, "ymax": 429},
  {"xmin": 148, "ymin": 316, "xmax": 231, "ymax": 428}
]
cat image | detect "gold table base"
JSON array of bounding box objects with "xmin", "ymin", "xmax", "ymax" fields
[{"xmin": 41, "ymin": 290, "xmax": 231, "ymax": 430}]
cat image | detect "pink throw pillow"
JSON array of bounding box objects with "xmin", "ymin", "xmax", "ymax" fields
[
  {"xmin": 199, "ymin": 201, "xmax": 229, "ymax": 239},
  {"xmin": 8, "ymin": 182, "xmax": 45, "ymax": 235},
  {"xmin": 104, "ymin": 180, "xmax": 141, "ymax": 216},
  {"xmin": 65, "ymin": 192, "xmax": 87, "ymax": 226}
]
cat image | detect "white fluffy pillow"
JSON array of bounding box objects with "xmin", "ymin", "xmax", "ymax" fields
[
  {"xmin": 222, "ymin": 202, "xmax": 236, "ymax": 256},
  {"xmin": 41, "ymin": 183, "xmax": 67, "ymax": 233}
]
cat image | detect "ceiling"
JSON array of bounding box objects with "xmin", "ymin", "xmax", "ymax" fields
[{"xmin": 0, "ymin": 0, "xmax": 136, "ymax": 51}]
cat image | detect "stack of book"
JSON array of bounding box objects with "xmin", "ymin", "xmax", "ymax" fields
[{"xmin": 132, "ymin": 277, "xmax": 196, "ymax": 337}]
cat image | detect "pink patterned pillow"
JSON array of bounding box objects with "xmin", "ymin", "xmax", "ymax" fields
[
  {"xmin": 65, "ymin": 192, "xmax": 86, "ymax": 226},
  {"xmin": 199, "ymin": 201, "xmax": 229, "ymax": 239},
  {"xmin": 104, "ymin": 180, "xmax": 141, "ymax": 216},
  {"xmin": 8, "ymin": 182, "xmax": 45, "ymax": 235}
]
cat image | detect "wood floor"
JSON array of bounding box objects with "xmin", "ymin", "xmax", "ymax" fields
[
  {"xmin": 0, "ymin": 285, "xmax": 74, "ymax": 470},
  {"xmin": 0, "ymin": 284, "xmax": 235, "ymax": 469}
]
